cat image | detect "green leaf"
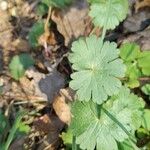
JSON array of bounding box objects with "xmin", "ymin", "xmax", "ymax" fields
[
  {"xmin": 42, "ymin": 0, "xmax": 72, "ymax": 8},
  {"xmin": 124, "ymin": 61, "xmax": 141, "ymax": 88},
  {"xmin": 142, "ymin": 109, "xmax": 150, "ymax": 131},
  {"xmin": 4, "ymin": 111, "xmax": 27, "ymax": 150},
  {"xmin": 118, "ymin": 140, "xmax": 135, "ymax": 150},
  {"xmin": 18, "ymin": 122, "xmax": 30, "ymax": 134},
  {"xmin": 69, "ymin": 35, "xmax": 126, "ymax": 104},
  {"xmin": 28, "ymin": 21, "xmax": 44, "ymax": 47},
  {"xmin": 141, "ymin": 84, "xmax": 150, "ymax": 96},
  {"xmin": 61, "ymin": 129, "xmax": 73, "ymax": 145},
  {"xmin": 120, "ymin": 43, "xmax": 141, "ymax": 62},
  {"xmin": 138, "ymin": 51, "xmax": 150, "ymax": 76},
  {"xmin": 9, "ymin": 53, "xmax": 35, "ymax": 80},
  {"xmin": 120, "ymin": 43, "xmax": 142, "ymax": 88},
  {"xmin": 36, "ymin": 3, "xmax": 49, "ymax": 16},
  {"xmin": 89, "ymin": 0, "xmax": 129, "ymax": 30},
  {"xmin": 70, "ymin": 87, "xmax": 144, "ymax": 150}
]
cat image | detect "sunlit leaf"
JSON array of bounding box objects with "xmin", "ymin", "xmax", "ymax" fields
[
  {"xmin": 138, "ymin": 51, "xmax": 150, "ymax": 76},
  {"xmin": 141, "ymin": 84, "xmax": 150, "ymax": 96},
  {"xmin": 142, "ymin": 109, "xmax": 150, "ymax": 131},
  {"xmin": 120, "ymin": 43, "xmax": 142, "ymax": 88},
  {"xmin": 89, "ymin": 0, "xmax": 129, "ymax": 29},
  {"xmin": 70, "ymin": 87, "xmax": 145, "ymax": 150},
  {"xmin": 69, "ymin": 35, "xmax": 126, "ymax": 104}
]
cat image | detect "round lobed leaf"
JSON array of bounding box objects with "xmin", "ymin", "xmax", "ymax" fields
[
  {"xmin": 89, "ymin": 0, "xmax": 129, "ymax": 30},
  {"xmin": 69, "ymin": 35, "xmax": 126, "ymax": 104},
  {"xmin": 70, "ymin": 87, "xmax": 145, "ymax": 150}
]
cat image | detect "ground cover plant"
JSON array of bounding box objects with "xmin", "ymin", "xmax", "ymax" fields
[{"xmin": 0, "ymin": 0, "xmax": 150, "ymax": 149}]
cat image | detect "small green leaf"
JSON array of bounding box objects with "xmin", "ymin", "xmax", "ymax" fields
[
  {"xmin": 141, "ymin": 84, "xmax": 150, "ymax": 96},
  {"xmin": 136, "ymin": 128, "xmax": 149, "ymax": 139},
  {"xmin": 28, "ymin": 21, "xmax": 45, "ymax": 47},
  {"xmin": 120, "ymin": 43, "xmax": 141, "ymax": 62},
  {"xmin": 70, "ymin": 87, "xmax": 144, "ymax": 150},
  {"xmin": 120, "ymin": 43, "xmax": 142, "ymax": 88},
  {"xmin": 42, "ymin": 0, "xmax": 72, "ymax": 8},
  {"xmin": 69, "ymin": 35, "xmax": 126, "ymax": 104},
  {"xmin": 9, "ymin": 53, "xmax": 35, "ymax": 80},
  {"xmin": 127, "ymin": 79, "xmax": 140, "ymax": 89},
  {"xmin": 18, "ymin": 122, "xmax": 30, "ymax": 134},
  {"xmin": 142, "ymin": 109, "xmax": 150, "ymax": 131},
  {"xmin": 61, "ymin": 129, "xmax": 73, "ymax": 145},
  {"xmin": 89, "ymin": 0, "xmax": 129, "ymax": 30},
  {"xmin": 36, "ymin": 3, "xmax": 49, "ymax": 16},
  {"xmin": 138, "ymin": 51, "xmax": 150, "ymax": 76}
]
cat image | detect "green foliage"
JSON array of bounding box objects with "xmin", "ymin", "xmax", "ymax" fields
[
  {"xmin": 120, "ymin": 43, "xmax": 142, "ymax": 88},
  {"xmin": 120, "ymin": 43, "xmax": 150, "ymax": 88},
  {"xmin": 89, "ymin": 0, "xmax": 129, "ymax": 29},
  {"xmin": 118, "ymin": 140, "xmax": 135, "ymax": 150},
  {"xmin": 120, "ymin": 43, "xmax": 141, "ymax": 61},
  {"xmin": 141, "ymin": 84, "xmax": 150, "ymax": 97},
  {"xmin": 42, "ymin": 0, "xmax": 72, "ymax": 8},
  {"xmin": 36, "ymin": 3, "xmax": 49, "ymax": 16},
  {"xmin": 138, "ymin": 51, "xmax": 150, "ymax": 76},
  {"xmin": 9, "ymin": 53, "xmax": 35, "ymax": 80},
  {"xmin": 28, "ymin": 21, "xmax": 45, "ymax": 47},
  {"xmin": 69, "ymin": 35, "xmax": 125, "ymax": 104},
  {"xmin": 61, "ymin": 130, "xmax": 73, "ymax": 145},
  {"xmin": 136, "ymin": 128, "xmax": 149, "ymax": 139},
  {"xmin": 142, "ymin": 109, "xmax": 150, "ymax": 131},
  {"xmin": 0, "ymin": 111, "xmax": 30, "ymax": 150},
  {"xmin": 70, "ymin": 87, "xmax": 144, "ymax": 150}
]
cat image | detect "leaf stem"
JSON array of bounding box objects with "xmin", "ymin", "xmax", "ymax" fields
[
  {"xmin": 102, "ymin": 107, "xmax": 136, "ymax": 144},
  {"xmin": 45, "ymin": 6, "xmax": 52, "ymax": 32},
  {"xmin": 101, "ymin": 26, "xmax": 107, "ymax": 41},
  {"xmin": 101, "ymin": 0, "xmax": 112, "ymax": 41},
  {"xmin": 96, "ymin": 104, "xmax": 102, "ymax": 119},
  {"xmin": 72, "ymin": 136, "xmax": 77, "ymax": 150}
]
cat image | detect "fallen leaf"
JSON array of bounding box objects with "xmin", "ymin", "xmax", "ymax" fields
[
  {"xmin": 12, "ymin": 38, "xmax": 30, "ymax": 52},
  {"xmin": 60, "ymin": 87, "xmax": 75, "ymax": 101},
  {"xmin": 119, "ymin": 28, "xmax": 150, "ymax": 51},
  {"xmin": 34, "ymin": 114, "xmax": 64, "ymax": 150},
  {"xmin": 52, "ymin": 0, "xmax": 92, "ymax": 46},
  {"xmin": 53, "ymin": 94, "xmax": 71, "ymax": 125},
  {"xmin": 135, "ymin": 0, "xmax": 150, "ymax": 12}
]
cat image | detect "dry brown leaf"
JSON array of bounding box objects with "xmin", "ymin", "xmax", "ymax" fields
[
  {"xmin": 135, "ymin": 0, "xmax": 150, "ymax": 12},
  {"xmin": 60, "ymin": 87, "xmax": 75, "ymax": 101},
  {"xmin": 12, "ymin": 38, "xmax": 30, "ymax": 52},
  {"xmin": 53, "ymin": 94, "xmax": 71, "ymax": 125},
  {"xmin": 33, "ymin": 114, "xmax": 64, "ymax": 150},
  {"xmin": 52, "ymin": 0, "xmax": 92, "ymax": 46},
  {"xmin": 119, "ymin": 28, "xmax": 150, "ymax": 51}
]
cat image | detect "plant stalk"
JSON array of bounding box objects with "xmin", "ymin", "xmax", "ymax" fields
[
  {"xmin": 72, "ymin": 136, "xmax": 77, "ymax": 150},
  {"xmin": 96, "ymin": 104, "xmax": 102, "ymax": 119}
]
